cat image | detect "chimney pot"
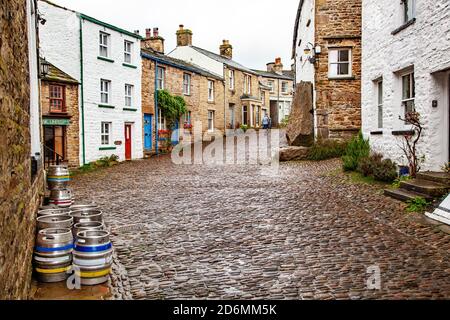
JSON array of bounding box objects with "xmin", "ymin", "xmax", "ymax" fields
[
  {"xmin": 145, "ymin": 28, "xmax": 152, "ymax": 39},
  {"xmin": 153, "ymin": 27, "xmax": 159, "ymax": 37}
]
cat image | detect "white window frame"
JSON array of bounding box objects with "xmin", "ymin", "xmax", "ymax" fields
[
  {"xmin": 183, "ymin": 73, "xmax": 191, "ymax": 96},
  {"xmin": 124, "ymin": 40, "xmax": 133, "ymax": 64},
  {"xmin": 401, "ymin": 72, "xmax": 415, "ymax": 116},
  {"xmin": 268, "ymin": 80, "xmax": 274, "ymax": 93},
  {"xmin": 242, "ymin": 105, "xmax": 248, "ymax": 125},
  {"xmin": 281, "ymin": 81, "xmax": 289, "ymax": 94},
  {"xmin": 229, "ymin": 70, "xmax": 235, "ymax": 90},
  {"xmin": 157, "ymin": 67, "xmax": 165, "ymax": 90},
  {"xmin": 125, "ymin": 84, "xmax": 133, "ymax": 107},
  {"xmin": 328, "ymin": 48, "xmax": 352, "ymax": 78},
  {"xmin": 244, "ymin": 75, "xmax": 252, "ymax": 95},
  {"xmin": 184, "ymin": 111, "xmax": 192, "ymax": 125},
  {"xmin": 158, "ymin": 109, "xmax": 167, "ymax": 130},
  {"xmin": 256, "ymin": 106, "xmax": 261, "ymax": 127},
  {"xmin": 99, "ymin": 32, "xmax": 110, "ymax": 58},
  {"xmin": 208, "ymin": 110, "xmax": 215, "ymax": 132},
  {"xmin": 100, "ymin": 79, "xmax": 111, "ymax": 104},
  {"xmin": 377, "ymin": 80, "xmax": 383, "ymax": 129},
  {"xmin": 402, "ymin": 0, "xmax": 416, "ymax": 23},
  {"xmin": 208, "ymin": 80, "xmax": 215, "ymax": 102},
  {"xmin": 101, "ymin": 122, "xmax": 112, "ymax": 146},
  {"xmin": 262, "ymin": 91, "xmax": 266, "ymax": 106}
]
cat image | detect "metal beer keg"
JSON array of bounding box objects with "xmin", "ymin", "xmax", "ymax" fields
[
  {"xmin": 47, "ymin": 165, "xmax": 71, "ymax": 190},
  {"xmin": 70, "ymin": 209, "xmax": 103, "ymax": 224},
  {"xmin": 37, "ymin": 215, "xmax": 73, "ymax": 231},
  {"xmin": 38, "ymin": 208, "xmax": 71, "ymax": 217},
  {"xmin": 72, "ymin": 221, "xmax": 104, "ymax": 238},
  {"xmin": 73, "ymin": 230, "xmax": 113, "ymax": 286},
  {"xmin": 33, "ymin": 228, "xmax": 73, "ymax": 283},
  {"xmin": 49, "ymin": 189, "xmax": 73, "ymax": 208}
]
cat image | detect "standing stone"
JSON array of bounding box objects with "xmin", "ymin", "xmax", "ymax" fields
[{"xmin": 286, "ymin": 82, "xmax": 314, "ymax": 147}]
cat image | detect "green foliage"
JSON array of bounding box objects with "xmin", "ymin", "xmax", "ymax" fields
[
  {"xmin": 157, "ymin": 90, "xmax": 187, "ymax": 129},
  {"xmin": 372, "ymin": 158, "xmax": 398, "ymax": 182},
  {"xmin": 240, "ymin": 124, "xmax": 249, "ymax": 132},
  {"xmin": 279, "ymin": 117, "xmax": 289, "ymax": 128},
  {"xmin": 307, "ymin": 139, "xmax": 348, "ymax": 161},
  {"xmin": 392, "ymin": 175, "xmax": 411, "ymax": 189},
  {"xmin": 342, "ymin": 131, "xmax": 370, "ymax": 171},
  {"xmin": 406, "ymin": 197, "xmax": 429, "ymax": 213},
  {"xmin": 442, "ymin": 162, "xmax": 450, "ymax": 173},
  {"xmin": 357, "ymin": 153, "xmax": 383, "ymax": 177},
  {"xmin": 72, "ymin": 155, "xmax": 119, "ymax": 176}
]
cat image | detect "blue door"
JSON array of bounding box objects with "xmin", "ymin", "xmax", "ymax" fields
[
  {"xmin": 144, "ymin": 114, "xmax": 152, "ymax": 150},
  {"xmin": 171, "ymin": 120, "xmax": 179, "ymax": 145}
]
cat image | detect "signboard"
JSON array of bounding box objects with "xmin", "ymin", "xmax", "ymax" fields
[
  {"xmin": 43, "ymin": 118, "xmax": 70, "ymax": 126},
  {"xmin": 114, "ymin": 141, "xmax": 122, "ymax": 146}
]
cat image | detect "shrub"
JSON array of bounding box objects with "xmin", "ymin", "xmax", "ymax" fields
[
  {"xmin": 307, "ymin": 139, "xmax": 348, "ymax": 161},
  {"xmin": 392, "ymin": 175, "xmax": 411, "ymax": 189},
  {"xmin": 342, "ymin": 131, "xmax": 370, "ymax": 171},
  {"xmin": 357, "ymin": 153, "xmax": 383, "ymax": 177},
  {"xmin": 442, "ymin": 162, "xmax": 450, "ymax": 174},
  {"xmin": 240, "ymin": 124, "xmax": 249, "ymax": 132},
  {"xmin": 372, "ymin": 158, "xmax": 398, "ymax": 182},
  {"xmin": 406, "ymin": 197, "xmax": 429, "ymax": 213}
]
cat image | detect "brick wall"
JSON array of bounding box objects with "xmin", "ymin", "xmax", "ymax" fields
[
  {"xmin": 0, "ymin": 0, "xmax": 44, "ymax": 299},
  {"xmin": 40, "ymin": 81, "xmax": 80, "ymax": 167},
  {"xmin": 315, "ymin": 0, "xmax": 362, "ymax": 139}
]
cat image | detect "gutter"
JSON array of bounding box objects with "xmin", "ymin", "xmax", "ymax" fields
[{"xmin": 78, "ymin": 15, "xmax": 86, "ymax": 165}]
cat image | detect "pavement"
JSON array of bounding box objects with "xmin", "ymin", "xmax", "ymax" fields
[{"xmin": 67, "ymin": 149, "xmax": 450, "ymax": 300}]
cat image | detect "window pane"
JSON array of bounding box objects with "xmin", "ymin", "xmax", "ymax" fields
[
  {"xmin": 338, "ymin": 63, "xmax": 349, "ymax": 75},
  {"xmin": 404, "ymin": 100, "xmax": 415, "ymax": 115},
  {"xmin": 378, "ymin": 81, "xmax": 383, "ymax": 105},
  {"xmin": 402, "ymin": 75, "xmax": 411, "ymax": 99},
  {"xmin": 329, "ymin": 50, "xmax": 338, "ymax": 63},
  {"xmin": 378, "ymin": 105, "xmax": 383, "ymax": 128},
  {"xmin": 338, "ymin": 50, "xmax": 349, "ymax": 62}
]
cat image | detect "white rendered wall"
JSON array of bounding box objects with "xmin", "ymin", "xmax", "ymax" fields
[
  {"xmin": 168, "ymin": 46, "xmax": 224, "ymax": 78},
  {"xmin": 362, "ymin": 0, "xmax": 450, "ymax": 171}
]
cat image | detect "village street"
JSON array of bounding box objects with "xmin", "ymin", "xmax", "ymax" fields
[{"xmin": 71, "ymin": 150, "xmax": 450, "ymax": 300}]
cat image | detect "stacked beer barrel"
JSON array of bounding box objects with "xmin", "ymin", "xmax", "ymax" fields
[{"xmin": 33, "ymin": 165, "xmax": 113, "ymax": 286}]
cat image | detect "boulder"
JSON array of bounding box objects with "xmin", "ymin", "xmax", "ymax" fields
[
  {"xmin": 286, "ymin": 81, "xmax": 314, "ymax": 147},
  {"xmin": 279, "ymin": 146, "xmax": 309, "ymax": 162}
]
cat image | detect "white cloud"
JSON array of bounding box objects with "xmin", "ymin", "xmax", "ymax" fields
[{"xmin": 48, "ymin": 0, "xmax": 298, "ymax": 70}]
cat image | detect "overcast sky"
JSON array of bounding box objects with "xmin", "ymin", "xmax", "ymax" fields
[{"xmin": 50, "ymin": 0, "xmax": 299, "ymax": 70}]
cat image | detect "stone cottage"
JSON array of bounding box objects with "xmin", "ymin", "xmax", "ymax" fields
[
  {"xmin": 140, "ymin": 28, "xmax": 224, "ymax": 153},
  {"xmin": 252, "ymin": 58, "xmax": 295, "ymax": 126},
  {"xmin": 361, "ymin": 0, "xmax": 450, "ymax": 171},
  {"xmin": 0, "ymin": 0, "xmax": 44, "ymax": 299},
  {"xmin": 168, "ymin": 25, "xmax": 271, "ymax": 132},
  {"xmin": 40, "ymin": 59, "xmax": 80, "ymax": 168},
  {"xmin": 292, "ymin": 0, "xmax": 362, "ymax": 139},
  {"xmin": 38, "ymin": 0, "xmax": 143, "ymax": 165}
]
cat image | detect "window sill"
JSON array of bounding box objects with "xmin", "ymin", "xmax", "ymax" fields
[
  {"xmin": 98, "ymin": 56, "xmax": 115, "ymax": 63},
  {"xmin": 391, "ymin": 18, "xmax": 416, "ymax": 35},
  {"xmin": 183, "ymin": 93, "xmax": 191, "ymax": 97},
  {"xmin": 328, "ymin": 76, "xmax": 356, "ymax": 80},
  {"xmin": 99, "ymin": 104, "xmax": 116, "ymax": 109},
  {"xmin": 370, "ymin": 130, "xmax": 384, "ymax": 135},
  {"xmin": 122, "ymin": 63, "xmax": 137, "ymax": 69},
  {"xmin": 208, "ymin": 100, "xmax": 215, "ymax": 104},
  {"xmin": 392, "ymin": 130, "xmax": 415, "ymax": 136},
  {"xmin": 123, "ymin": 107, "xmax": 137, "ymax": 112},
  {"xmin": 99, "ymin": 146, "xmax": 117, "ymax": 151}
]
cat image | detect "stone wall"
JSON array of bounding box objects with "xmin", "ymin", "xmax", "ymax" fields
[
  {"xmin": 0, "ymin": 0, "xmax": 44, "ymax": 300},
  {"xmin": 315, "ymin": 0, "xmax": 362, "ymax": 139},
  {"xmin": 40, "ymin": 81, "xmax": 80, "ymax": 167}
]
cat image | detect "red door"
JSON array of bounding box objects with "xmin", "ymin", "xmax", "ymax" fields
[{"xmin": 125, "ymin": 124, "xmax": 132, "ymax": 161}]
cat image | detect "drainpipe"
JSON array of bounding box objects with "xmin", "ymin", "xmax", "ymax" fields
[
  {"xmin": 223, "ymin": 66, "xmax": 227, "ymax": 134},
  {"xmin": 277, "ymin": 78, "xmax": 280, "ymax": 126},
  {"xmin": 154, "ymin": 60, "xmax": 159, "ymax": 156},
  {"xmin": 79, "ymin": 15, "xmax": 86, "ymax": 165}
]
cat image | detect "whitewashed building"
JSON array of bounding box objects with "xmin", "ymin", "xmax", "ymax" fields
[
  {"xmin": 38, "ymin": 0, "xmax": 143, "ymax": 165},
  {"xmin": 362, "ymin": 0, "xmax": 450, "ymax": 171}
]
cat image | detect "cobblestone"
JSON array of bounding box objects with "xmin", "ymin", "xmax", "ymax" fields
[{"xmin": 72, "ymin": 156, "xmax": 450, "ymax": 300}]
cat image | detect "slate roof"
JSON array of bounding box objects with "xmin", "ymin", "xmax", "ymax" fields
[
  {"xmin": 41, "ymin": 58, "xmax": 79, "ymax": 84},
  {"xmin": 251, "ymin": 69, "xmax": 294, "ymax": 81},
  {"xmin": 141, "ymin": 48, "xmax": 223, "ymax": 80},
  {"xmin": 190, "ymin": 46, "xmax": 259, "ymax": 76}
]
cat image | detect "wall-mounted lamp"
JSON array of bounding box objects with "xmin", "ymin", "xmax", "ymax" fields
[
  {"xmin": 40, "ymin": 58, "xmax": 50, "ymax": 78},
  {"xmin": 304, "ymin": 42, "xmax": 321, "ymax": 64}
]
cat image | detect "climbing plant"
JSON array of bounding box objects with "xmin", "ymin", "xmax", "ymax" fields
[
  {"xmin": 157, "ymin": 89, "xmax": 187, "ymax": 130},
  {"xmin": 398, "ymin": 111, "xmax": 425, "ymax": 178}
]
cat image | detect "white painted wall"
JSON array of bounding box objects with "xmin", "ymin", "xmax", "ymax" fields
[
  {"xmin": 38, "ymin": 1, "xmax": 143, "ymax": 165},
  {"xmin": 27, "ymin": 0, "xmax": 42, "ymax": 158},
  {"xmin": 362, "ymin": 0, "xmax": 450, "ymax": 171},
  {"xmin": 168, "ymin": 46, "xmax": 224, "ymax": 78}
]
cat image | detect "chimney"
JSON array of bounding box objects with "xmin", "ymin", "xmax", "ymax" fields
[
  {"xmin": 266, "ymin": 62, "xmax": 275, "ymax": 72},
  {"xmin": 219, "ymin": 40, "xmax": 233, "ymax": 59},
  {"xmin": 141, "ymin": 27, "xmax": 165, "ymax": 54},
  {"xmin": 176, "ymin": 24, "xmax": 193, "ymax": 47},
  {"xmin": 273, "ymin": 57, "xmax": 283, "ymax": 74}
]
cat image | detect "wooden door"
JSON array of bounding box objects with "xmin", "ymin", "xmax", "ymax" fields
[
  {"xmin": 125, "ymin": 124, "xmax": 132, "ymax": 161},
  {"xmin": 144, "ymin": 114, "xmax": 153, "ymax": 150}
]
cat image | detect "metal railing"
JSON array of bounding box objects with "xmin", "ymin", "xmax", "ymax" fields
[{"xmin": 43, "ymin": 145, "xmax": 64, "ymax": 169}]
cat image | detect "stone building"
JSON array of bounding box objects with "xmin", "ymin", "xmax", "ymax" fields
[
  {"xmin": 140, "ymin": 28, "xmax": 224, "ymax": 152},
  {"xmin": 361, "ymin": 0, "xmax": 450, "ymax": 171},
  {"xmin": 38, "ymin": 0, "xmax": 143, "ymax": 164},
  {"xmin": 40, "ymin": 59, "xmax": 80, "ymax": 168},
  {"xmin": 252, "ymin": 58, "xmax": 295, "ymax": 126},
  {"xmin": 168, "ymin": 25, "xmax": 271, "ymax": 132},
  {"xmin": 0, "ymin": 0, "xmax": 44, "ymax": 299},
  {"xmin": 292, "ymin": 0, "xmax": 362, "ymax": 139}
]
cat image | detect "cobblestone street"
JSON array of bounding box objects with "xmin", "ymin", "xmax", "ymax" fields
[{"xmin": 72, "ymin": 155, "xmax": 450, "ymax": 300}]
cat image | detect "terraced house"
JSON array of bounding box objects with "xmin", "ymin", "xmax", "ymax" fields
[
  {"xmin": 168, "ymin": 25, "xmax": 271, "ymax": 132},
  {"xmin": 140, "ymin": 28, "xmax": 224, "ymax": 153},
  {"xmin": 38, "ymin": 0, "xmax": 143, "ymax": 164}
]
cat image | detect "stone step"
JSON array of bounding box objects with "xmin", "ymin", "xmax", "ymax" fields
[
  {"xmin": 384, "ymin": 188, "xmax": 433, "ymax": 202},
  {"xmin": 400, "ymin": 179, "xmax": 449, "ymax": 198},
  {"xmin": 416, "ymin": 172, "xmax": 450, "ymax": 186}
]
